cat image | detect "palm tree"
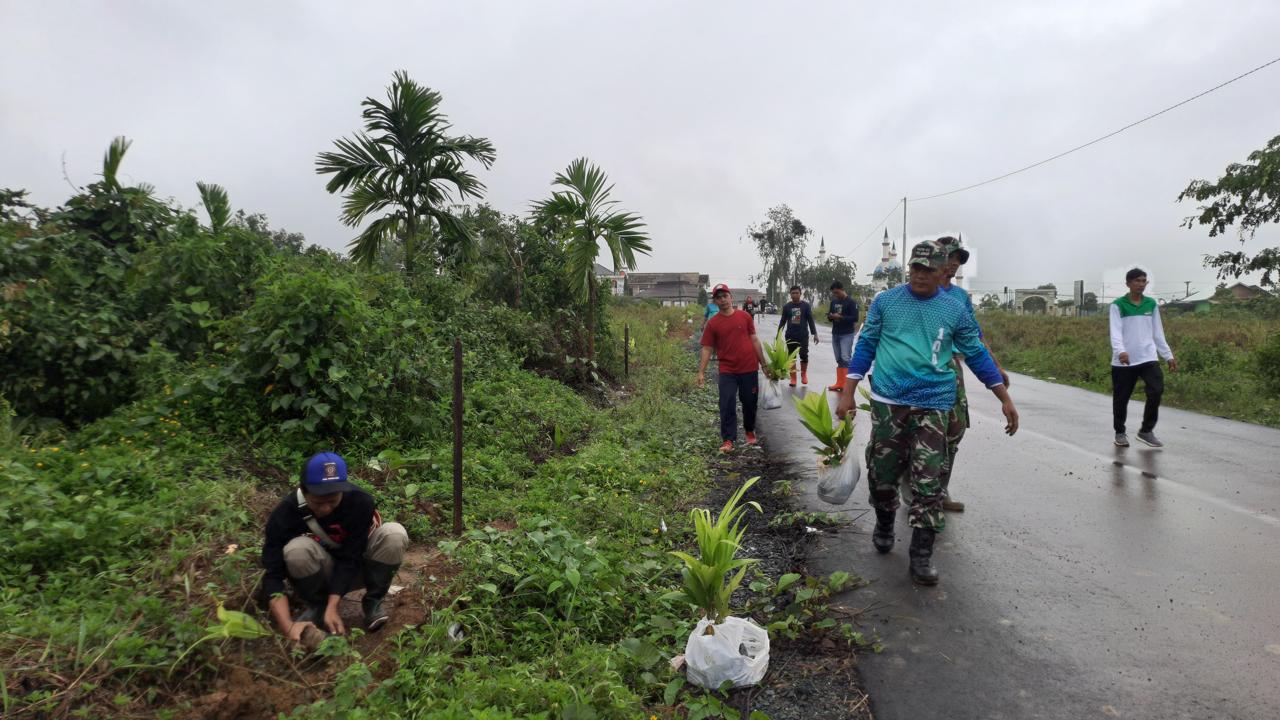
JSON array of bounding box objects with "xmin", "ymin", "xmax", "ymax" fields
[
  {"xmin": 534, "ymin": 158, "xmax": 651, "ymax": 361},
  {"xmin": 316, "ymin": 71, "xmax": 496, "ymax": 276}
]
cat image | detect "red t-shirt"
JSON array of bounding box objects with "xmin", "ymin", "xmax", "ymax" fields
[{"xmin": 701, "ymin": 309, "xmax": 759, "ymax": 374}]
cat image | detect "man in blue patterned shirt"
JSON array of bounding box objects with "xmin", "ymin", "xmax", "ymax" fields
[{"xmin": 836, "ymin": 240, "xmax": 1019, "ymax": 585}]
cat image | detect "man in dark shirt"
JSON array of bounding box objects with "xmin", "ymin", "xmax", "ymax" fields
[
  {"xmin": 826, "ymin": 281, "xmax": 861, "ymax": 392},
  {"xmin": 698, "ymin": 284, "xmax": 773, "ymax": 453},
  {"xmin": 777, "ymin": 285, "xmax": 819, "ymax": 387},
  {"xmin": 261, "ymin": 452, "xmax": 409, "ymax": 644}
]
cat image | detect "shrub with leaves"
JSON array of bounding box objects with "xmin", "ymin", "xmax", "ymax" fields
[{"xmin": 667, "ymin": 477, "xmax": 762, "ymax": 624}]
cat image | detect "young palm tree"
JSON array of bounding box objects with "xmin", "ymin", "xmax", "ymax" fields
[
  {"xmin": 533, "ymin": 158, "xmax": 651, "ymax": 361},
  {"xmin": 316, "ymin": 71, "xmax": 496, "ymax": 276}
]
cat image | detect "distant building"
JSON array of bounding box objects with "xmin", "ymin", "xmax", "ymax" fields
[
  {"xmin": 1013, "ymin": 286, "xmax": 1058, "ymax": 315},
  {"xmin": 1225, "ymin": 282, "xmax": 1271, "ymax": 300},
  {"xmin": 870, "ymin": 229, "xmax": 902, "ymax": 293},
  {"xmin": 593, "ymin": 263, "xmax": 626, "ymax": 297},
  {"xmin": 626, "ymin": 272, "xmax": 709, "ymax": 306}
]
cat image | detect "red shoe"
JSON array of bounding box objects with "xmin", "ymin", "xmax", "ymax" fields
[
  {"xmin": 801, "ymin": 362, "xmax": 809, "ymax": 385},
  {"xmin": 745, "ymin": 432, "xmax": 758, "ymax": 445},
  {"xmin": 719, "ymin": 440, "xmax": 734, "ymax": 453},
  {"xmin": 789, "ymin": 370, "xmax": 797, "ymax": 388}
]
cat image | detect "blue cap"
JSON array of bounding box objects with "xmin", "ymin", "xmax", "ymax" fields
[{"xmin": 301, "ymin": 452, "xmax": 355, "ymax": 495}]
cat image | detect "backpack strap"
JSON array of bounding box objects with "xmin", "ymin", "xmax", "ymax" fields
[{"xmin": 295, "ymin": 488, "xmax": 340, "ymax": 549}]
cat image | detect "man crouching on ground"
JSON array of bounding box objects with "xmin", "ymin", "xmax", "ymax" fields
[
  {"xmin": 261, "ymin": 452, "xmax": 409, "ymax": 644},
  {"xmin": 835, "ymin": 240, "xmax": 1018, "ymax": 586}
]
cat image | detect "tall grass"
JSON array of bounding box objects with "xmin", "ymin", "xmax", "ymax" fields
[{"xmin": 980, "ymin": 309, "xmax": 1280, "ymax": 428}]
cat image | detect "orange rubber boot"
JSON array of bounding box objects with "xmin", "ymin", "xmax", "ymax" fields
[
  {"xmin": 789, "ymin": 369, "xmax": 797, "ymax": 387},
  {"xmin": 801, "ymin": 362, "xmax": 809, "ymax": 385},
  {"xmin": 827, "ymin": 367, "xmax": 847, "ymax": 392}
]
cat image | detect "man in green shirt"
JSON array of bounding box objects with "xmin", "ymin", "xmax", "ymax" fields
[{"xmin": 1109, "ymin": 268, "xmax": 1177, "ymax": 447}]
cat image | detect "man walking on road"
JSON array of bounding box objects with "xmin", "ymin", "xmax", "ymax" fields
[
  {"xmin": 826, "ymin": 281, "xmax": 860, "ymax": 392},
  {"xmin": 934, "ymin": 236, "xmax": 1010, "ymax": 512},
  {"xmin": 778, "ymin": 285, "xmax": 819, "ymax": 387},
  {"xmin": 1110, "ymin": 268, "xmax": 1177, "ymax": 448},
  {"xmin": 837, "ymin": 241, "xmax": 1018, "ymax": 586},
  {"xmin": 699, "ymin": 284, "xmax": 774, "ymax": 453}
]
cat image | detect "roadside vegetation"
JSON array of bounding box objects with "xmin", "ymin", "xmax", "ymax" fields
[
  {"xmin": 0, "ymin": 71, "xmax": 868, "ymax": 719},
  {"xmin": 981, "ymin": 304, "xmax": 1280, "ymax": 428}
]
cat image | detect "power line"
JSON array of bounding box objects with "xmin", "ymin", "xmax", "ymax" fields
[
  {"xmin": 908, "ymin": 54, "xmax": 1280, "ymax": 202},
  {"xmin": 851, "ymin": 198, "xmax": 903, "ymax": 254}
]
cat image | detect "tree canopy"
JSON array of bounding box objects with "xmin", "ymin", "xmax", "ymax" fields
[{"xmin": 1179, "ymin": 133, "xmax": 1280, "ymax": 288}]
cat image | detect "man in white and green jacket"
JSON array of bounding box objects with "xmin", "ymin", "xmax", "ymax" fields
[{"xmin": 1109, "ymin": 268, "xmax": 1177, "ymax": 448}]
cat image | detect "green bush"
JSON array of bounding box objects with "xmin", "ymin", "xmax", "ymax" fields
[{"xmin": 1256, "ymin": 332, "xmax": 1280, "ymax": 398}]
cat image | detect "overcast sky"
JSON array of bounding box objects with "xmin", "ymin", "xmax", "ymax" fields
[{"xmin": 3, "ymin": 0, "xmax": 1278, "ymax": 301}]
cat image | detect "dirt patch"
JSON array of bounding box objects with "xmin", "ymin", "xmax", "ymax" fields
[
  {"xmin": 695, "ymin": 432, "xmax": 874, "ymax": 720},
  {"xmin": 157, "ymin": 539, "xmax": 462, "ymax": 720},
  {"xmin": 190, "ymin": 667, "xmax": 301, "ymax": 720}
]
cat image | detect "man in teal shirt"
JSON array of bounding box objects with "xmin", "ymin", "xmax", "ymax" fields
[{"xmin": 836, "ymin": 240, "xmax": 1019, "ymax": 585}]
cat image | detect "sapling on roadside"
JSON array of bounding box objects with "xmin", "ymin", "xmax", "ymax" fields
[
  {"xmin": 666, "ymin": 477, "xmax": 762, "ymax": 624},
  {"xmin": 666, "ymin": 477, "xmax": 771, "ymax": 689}
]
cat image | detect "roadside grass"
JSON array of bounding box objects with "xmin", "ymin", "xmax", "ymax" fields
[{"xmin": 980, "ymin": 309, "xmax": 1280, "ymax": 428}]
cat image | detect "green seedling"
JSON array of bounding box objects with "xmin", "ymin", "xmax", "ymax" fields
[
  {"xmin": 666, "ymin": 477, "xmax": 762, "ymax": 624},
  {"xmin": 793, "ymin": 391, "xmax": 854, "ymax": 465},
  {"xmin": 169, "ymin": 601, "xmax": 271, "ymax": 675}
]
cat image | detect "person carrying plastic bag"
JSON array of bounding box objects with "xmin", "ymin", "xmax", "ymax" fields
[{"xmin": 835, "ymin": 240, "xmax": 1019, "ymax": 586}]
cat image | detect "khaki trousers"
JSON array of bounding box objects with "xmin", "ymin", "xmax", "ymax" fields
[{"xmin": 282, "ymin": 522, "xmax": 409, "ymax": 585}]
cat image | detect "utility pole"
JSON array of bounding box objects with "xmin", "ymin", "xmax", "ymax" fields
[
  {"xmin": 901, "ymin": 196, "xmax": 908, "ymax": 267},
  {"xmin": 1184, "ymin": 280, "xmax": 1191, "ymax": 299}
]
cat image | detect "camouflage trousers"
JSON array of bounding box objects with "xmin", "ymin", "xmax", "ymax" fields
[
  {"xmin": 940, "ymin": 367, "xmax": 969, "ymax": 493},
  {"xmin": 865, "ymin": 399, "xmax": 949, "ymax": 531}
]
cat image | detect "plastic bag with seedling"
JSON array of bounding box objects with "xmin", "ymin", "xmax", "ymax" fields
[
  {"xmin": 665, "ymin": 477, "xmax": 770, "ymax": 689},
  {"xmin": 793, "ymin": 391, "xmax": 861, "ymax": 505},
  {"xmin": 760, "ymin": 332, "xmax": 798, "ymax": 410}
]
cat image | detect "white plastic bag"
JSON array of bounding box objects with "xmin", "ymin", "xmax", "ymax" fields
[
  {"xmin": 685, "ymin": 616, "xmax": 770, "ymax": 689},
  {"xmin": 816, "ymin": 457, "xmax": 860, "ymax": 505},
  {"xmin": 762, "ymin": 380, "xmax": 782, "ymax": 410}
]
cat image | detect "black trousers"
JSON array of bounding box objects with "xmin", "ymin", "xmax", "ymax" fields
[
  {"xmin": 785, "ymin": 335, "xmax": 810, "ymax": 364},
  {"xmin": 1111, "ymin": 361, "xmax": 1164, "ymax": 434},
  {"xmin": 718, "ymin": 371, "xmax": 759, "ymax": 441}
]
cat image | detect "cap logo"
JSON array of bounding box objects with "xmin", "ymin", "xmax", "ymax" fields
[{"xmin": 323, "ymin": 462, "xmax": 339, "ymax": 480}]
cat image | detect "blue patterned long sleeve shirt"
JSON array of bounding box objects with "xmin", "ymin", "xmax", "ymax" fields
[{"xmin": 849, "ymin": 285, "xmax": 1003, "ymax": 410}]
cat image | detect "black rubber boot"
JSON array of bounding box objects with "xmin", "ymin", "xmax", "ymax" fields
[
  {"xmin": 289, "ymin": 571, "xmax": 328, "ymax": 623},
  {"xmin": 361, "ymin": 560, "xmax": 400, "ymax": 632},
  {"xmin": 872, "ymin": 509, "xmax": 896, "ymax": 554},
  {"xmin": 908, "ymin": 528, "xmax": 940, "ymax": 586}
]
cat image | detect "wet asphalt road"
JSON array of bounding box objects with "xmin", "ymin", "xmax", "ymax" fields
[{"xmin": 749, "ymin": 313, "xmax": 1280, "ymax": 720}]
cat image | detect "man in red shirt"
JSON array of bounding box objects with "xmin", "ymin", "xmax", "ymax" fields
[{"xmin": 697, "ymin": 284, "xmax": 773, "ymax": 452}]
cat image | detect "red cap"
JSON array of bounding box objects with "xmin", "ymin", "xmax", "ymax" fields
[{"xmin": 712, "ymin": 283, "xmax": 731, "ymax": 297}]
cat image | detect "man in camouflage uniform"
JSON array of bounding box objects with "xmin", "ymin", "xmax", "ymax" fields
[
  {"xmin": 837, "ymin": 240, "xmax": 1019, "ymax": 585},
  {"xmin": 934, "ymin": 236, "xmax": 1010, "ymax": 512}
]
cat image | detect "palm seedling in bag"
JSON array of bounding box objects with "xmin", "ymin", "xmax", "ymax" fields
[
  {"xmin": 793, "ymin": 391, "xmax": 860, "ymax": 504},
  {"xmin": 667, "ymin": 477, "xmax": 770, "ymax": 689},
  {"xmin": 760, "ymin": 331, "xmax": 798, "ymax": 409}
]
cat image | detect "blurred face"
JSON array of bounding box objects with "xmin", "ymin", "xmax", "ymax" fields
[
  {"xmin": 831, "ymin": 287, "xmax": 847, "ymax": 300},
  {"xmin": 304, "ymin": 490, "xmax": 343, "ymax": 518},
  {"xmin": 908, "ymin": 264, "xmax": 942, "ymax": 296},
  {"xmin": 714, "ymin": 292, "xmax": 732, "ymax": 310},
  {"xmin": 944, "ymin": 255, "xmax": 962, "ymax": 281},
  {"xmin": 789, "ymin": 289, "xmax": 801, "ymax": 302},
  {"xmin": 1127, "ymin": 275, "xmax": 1148, "ymax": 295}
]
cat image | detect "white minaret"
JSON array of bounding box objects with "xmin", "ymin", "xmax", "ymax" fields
[{"xmin": 818, "ymin": 236, "xmax": 827, "ymax": 261}]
